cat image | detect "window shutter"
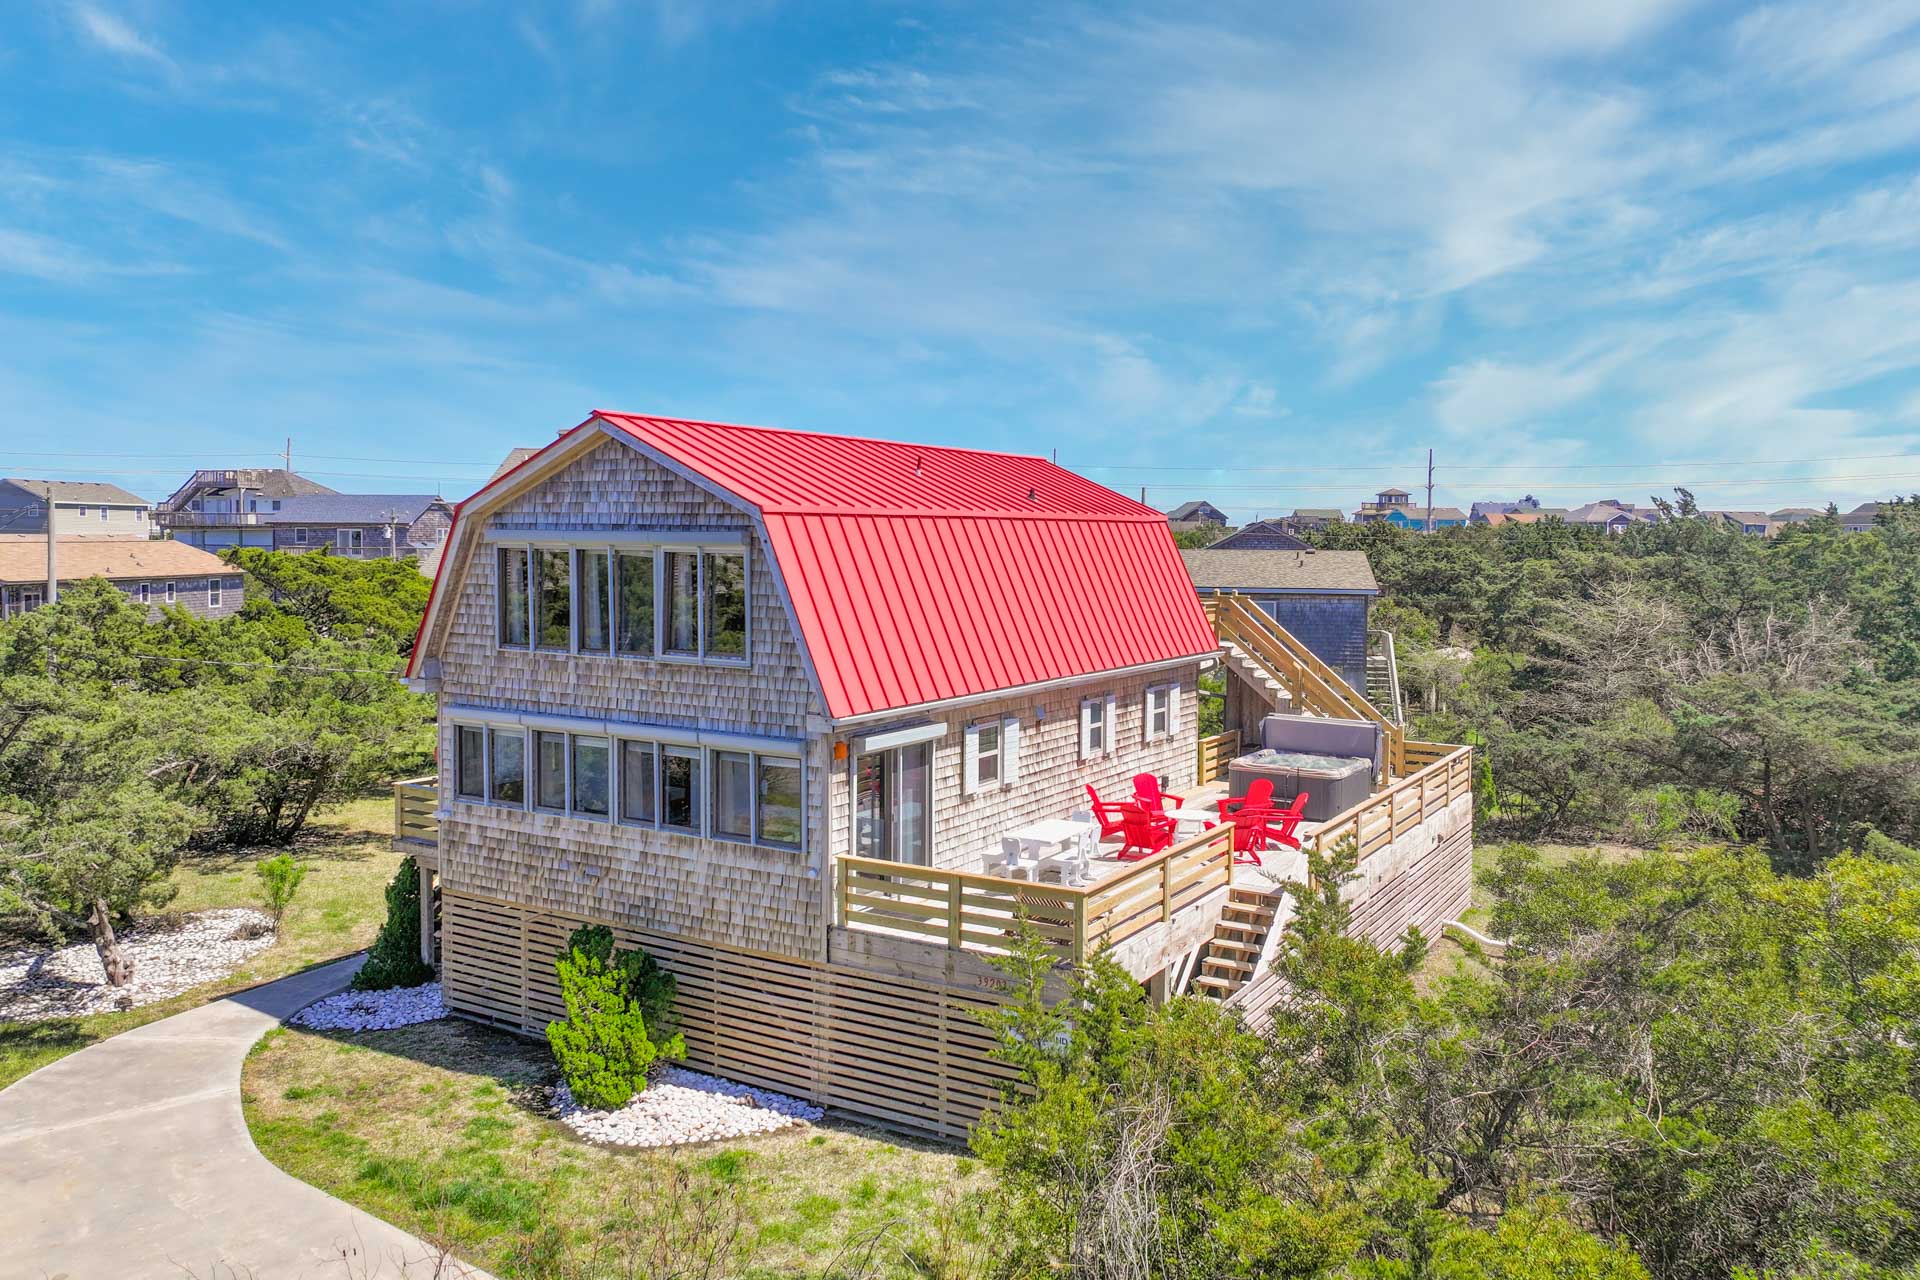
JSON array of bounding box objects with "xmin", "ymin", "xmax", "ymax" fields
[
  {"xmin": 1167, "ymin": 682, "xmax": 1182, "ymax": 735},
  {"xmin": 963, "ymin": 724, "xmax": 981, "ymax": 795},
  {"xmin": 1104, "ymin": 695, "xmax": 1118, "ymax": 753},
  {"xmin": 1002, "ymin": 716, "xmax": 1022, "ymax": 784},
  {"xmin": 1142, "ymin": 688, "xmax": 1155, "ymax": 741},
  {"xmin": 1078, "ymin": 701, "xmax": 1094, "ymax": 761}
]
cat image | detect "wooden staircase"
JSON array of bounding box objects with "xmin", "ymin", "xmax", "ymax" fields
[
  {"xmin": 1205, "ymin": 594, "xmax": 1406, "ymax": 778},
  {"xmin": 1190, "ymin": 886, "xmax": 1282, "ymax": 1000}
]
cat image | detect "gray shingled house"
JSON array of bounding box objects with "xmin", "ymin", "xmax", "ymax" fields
[
  {"xmin": 262, "ymin": 494, "xmax": 454, "ymax": 562},
  {"xmin": 1179, "ymin": 547, "xmax": 1379, "ymax": 691},
  {"xmin": 0, "ymin": 479, "xmax": 152, "ymax": 537}
]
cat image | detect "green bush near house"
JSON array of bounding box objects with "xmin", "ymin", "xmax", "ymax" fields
[
  {"xmin": 545, "ymin": 925, "xmax": 684, "ymax": 1110},
  {"xmin": 351, "ymin": 859, "xmax": 435, "ymax": 991},
  {"xmin": 254, "ymin": 853, "xmax": 308, "ymax": 923}
]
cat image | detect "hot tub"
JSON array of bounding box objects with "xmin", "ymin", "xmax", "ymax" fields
[{"xmin": 1227, "ymin": 748, "xmax": 1373, "ymax": 823}]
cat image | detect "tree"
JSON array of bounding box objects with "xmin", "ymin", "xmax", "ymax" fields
[
  {"xmin": 545, "ymin": 925, "xmax": 684, "ymax": 1110},
  {"xmin": 352, "ymin": 860, "xmax": 436, "ymax": 991},
  {"xmin": 222, "ymin": 547, "xmax": 432, "ymax": 653}
]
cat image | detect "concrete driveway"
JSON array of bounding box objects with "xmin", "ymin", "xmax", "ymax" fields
[{"xmin": 0, "ymin": 956, "xmax": 492, "ymax": 1279}]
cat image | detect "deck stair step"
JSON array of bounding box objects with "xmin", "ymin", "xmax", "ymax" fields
[{"xmin": 1188, "ymin": 886, "xmax": 1288, "ymax": 1002}]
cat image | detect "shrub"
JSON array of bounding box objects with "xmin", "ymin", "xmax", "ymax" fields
[
  {"xmin": 352, "ymin": 859, "xmax": 435, "ymax": 991},
  {"xmin": 255, "ymin": 853, "xmax": 308, "ymax": 924},
  {"xmin": 545, "ymin": 925, "xmax": 685, "ymax": 1111}
]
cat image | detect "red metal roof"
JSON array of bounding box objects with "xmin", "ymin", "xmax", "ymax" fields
[{"xmin": 598, "ymin": 412, "xmax": 1217, "ymax": 720}]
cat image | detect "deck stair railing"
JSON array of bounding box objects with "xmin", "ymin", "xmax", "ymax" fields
[
  {"xmin": 393, "ymin": 777, "xmax": 439, "ymax": 848},
  {"xmin": 837, "ymin": 822, "xmax": 1234, "ymax": 965},
  {"xmin": 1204, "ymin": 594, "xmax": 1406, "ymax": 778},
  {"xmin": 1367, "ymin": 629, "xmax": 1405, "ymax": 726}
]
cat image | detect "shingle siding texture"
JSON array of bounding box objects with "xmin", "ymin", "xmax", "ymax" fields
[
  {"xmin": 1259, "ymin": 596, "xmax": 1371, "ymax": 692},
  {"xmin": 431, "ymin": 440, "xmax": 829, "ymax": 960}
]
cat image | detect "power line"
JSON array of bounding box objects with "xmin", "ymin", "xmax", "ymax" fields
[
  {"xmin": 1083, "ymin": 450, "xmax": 1920, "ymax": 476},
  {"xmin": 1144, "ymin": 470, "xmax": 1920, "ymax": 495}
]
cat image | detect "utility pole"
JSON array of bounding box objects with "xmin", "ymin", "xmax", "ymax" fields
[
  {"xmin": 1425, "ymin": 448, "xmax": 1435, "ymax": 535},
  {"xmin": 283, "ymin": 437, "xmax": 293, "ymax": 473},
  {"xmin": 384, "ymin": 509, "xmax": 400, "ymax": 560},
  {"xmin": 44, "ymin": 498, "xmax": 57, "ymax": 605}
]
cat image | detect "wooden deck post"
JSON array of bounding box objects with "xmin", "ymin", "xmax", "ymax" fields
[
  {"xmin": 417, "ymin": 860, "xmax": 436, "ymax": 966},
  {"xmin": 1161, "ymin": 856, "xmax": 1173, "ymax": 923},
  {"xmin": 947, "ymin": 877, "xmax": 963, "ymax": 948}
]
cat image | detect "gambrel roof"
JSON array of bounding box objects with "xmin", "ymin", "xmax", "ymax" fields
[{"xmin": 413, "ymin": 412, "xmax": 1219, "ymax": 721}]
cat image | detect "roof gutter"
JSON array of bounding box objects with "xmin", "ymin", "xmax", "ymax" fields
[{"xmin": 827, "ymin": 650, "xmax": 1217, "ymax": 730}]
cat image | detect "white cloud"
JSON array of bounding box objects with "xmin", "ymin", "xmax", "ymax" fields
[{"xmin": 70, "ymin": 4, "xmax": 172, "ymax": 68}]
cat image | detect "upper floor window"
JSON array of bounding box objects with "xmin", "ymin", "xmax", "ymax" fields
[
  {"xmin": 494, "ymin": 539, "xmax": 747, "ymax": 665},
  {"xmin": 99, "ymin": 507, "xmax": 108, "ymax": 523},
  {"xmin": 138, "ymin": 582, "xmax": 151, "ymax": 605},
  {"xmin": 294, "ymin": 527, "xmax": 309, "ymax": 545},
  {"xmin": 165, "ymin": 580, "xmax": 176, "ymax": 604},
  {"xmin": 337, "ymin": 528, "xmax": 363, "ymax": 553},
  {"xmin": 1144, "ymin": 683, "xmax": 1178, "ymax": 742},
  {"xmin": 209, "ymin": 579, "xmax": 222, "ymax": 608}
]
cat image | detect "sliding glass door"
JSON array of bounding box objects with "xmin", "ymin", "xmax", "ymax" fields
[{"xmin": 852, "ymin": 742, "xmax": 931, "ymax": 866}]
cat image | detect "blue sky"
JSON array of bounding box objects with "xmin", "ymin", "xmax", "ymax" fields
[{"xmin": 4, "ymin": 1, "xmax": 1920, "ymax": 518}]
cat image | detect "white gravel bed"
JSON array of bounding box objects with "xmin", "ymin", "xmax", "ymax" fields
[
  {"xmin": 554, "ymin": 1065, "xmax": 825, "ymax": 1147},
  {"xmin": 290, "ymin": 981, "xmax": 447, "ymax": 1031},
  {"xmin": 0, "ymin": 908, "xmax": 277, "ymax": 1023}
]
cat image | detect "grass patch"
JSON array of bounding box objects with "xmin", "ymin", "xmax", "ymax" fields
[
  {"xmin": 0, "ymin": 795, "xmax": 404, "ymax": 1091},
  {"xmin": 243, "ymin": 1017, "xmax": 986, "ymax": 1278}
]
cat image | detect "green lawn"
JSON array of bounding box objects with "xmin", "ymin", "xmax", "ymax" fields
[
  {"xmin": 0, "ymin": 794, "xmax": 404, "ymax": 1091},
  {"xmin": 243, "ymin": 1018, "xmax": 986, "ymax": 1279}
]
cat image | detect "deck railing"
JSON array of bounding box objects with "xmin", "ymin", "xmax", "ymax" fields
[
  {"xmin": 1304, "ymin": 744, "xmax": 1472, "ymax": 861},
  {"xmin": 837, "ymin": 822, "xmax": 1234, "ymax": 964},
  {"xmin": 393, "ymin": 776, "xmax": 439, "ymax": 847},
  {"xmin": 1196, "ymin": 728, "xmax": 1241, "ymax": 784}
]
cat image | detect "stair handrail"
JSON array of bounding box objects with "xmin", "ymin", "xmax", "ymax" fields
[{"xmin": 1369, "ymin": 628, "xmax": 1405, "ymax": 726}]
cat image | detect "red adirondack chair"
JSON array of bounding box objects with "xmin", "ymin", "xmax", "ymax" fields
[
  {"xmin": 1262, "ymin": 792, "xmax": 1309, "ymax": 851},
  {"xmin": 1084, "ymin": 784, "xmax": 1130, "ymax": 841},
  {"xmin": 1218, "ymin": 790, "xmax": 1310, "ymax": 866},
  {"xmin": 1216, "ymin": 777, "xmax": 1274, "ymax": 821},
  {"xmin": 1132, "ymin": 772, "xmax": 1185, "ymax": 813},
  {"xmin": 1116, "ymin": 802, "xmax": 1177, "ymax": 861}
]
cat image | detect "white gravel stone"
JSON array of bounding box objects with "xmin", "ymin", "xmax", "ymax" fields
[
  {"xmin": 554, "ymin": 1066, "xmax": 825, "ymax": 1147},
  {"xmin": 290, "ymin": 981, "xmax": 447, "ymax": 1031},
  {"xmin": 0, "ymin": 908, "xmax": 277, "ymax": 1023}
]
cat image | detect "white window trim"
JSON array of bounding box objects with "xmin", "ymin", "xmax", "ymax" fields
[
  {"xmin": 1079, "ymin": 695, "xmax": 1117, "ymax": 760},
  {"xmin": 164, "ymin": 580, "xmax": 176, "ymax": 604},
  {"xmin": 209, "ymin": 580, "xmax": 222, "ymax": 608},
  {"xmin": 138, "ymin": 582, "xmax": 150, "ymax": 605},
  {"xmin": 1143, "ymin": 682, "xmax": 1180, "ymax": 743},
  {"xmin": 963, "ymin": 715, "xmax": 1022, "ymax": 794},
  {"xmin": 294, "ymin": 527, "xmax": 308, "ymax": 545}
]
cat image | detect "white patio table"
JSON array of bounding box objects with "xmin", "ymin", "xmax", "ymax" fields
[{"xmin": 1003, "ymin": 816, "xmax": 1099, "ymax": 887}]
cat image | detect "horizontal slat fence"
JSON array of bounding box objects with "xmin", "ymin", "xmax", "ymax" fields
[
  {"xmin": 837, "ymin": 823, "xmax": 1233, "ymax": 964},
  {"xmin": 1196, "ymin": 729, "xmax": 1240, "ymax": 784},
  {"xmin": 441, "ymin": 890, "xmax": 1016, "ymax": 1142},
  {"xmin": 392, "ymin": 778, "xmax": 439, "ymax": 848}
]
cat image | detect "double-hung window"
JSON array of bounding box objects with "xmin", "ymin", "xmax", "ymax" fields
[
  {"xmin": 704, "ymin": 552, "xmax": 747, "ymax": 658},
  {"xmin": 165, "ymin": 580, "xmax": 176, "ymax": 604},
  {"xmin": 1079, "ymin": 696, "xmax": 1116, "ymax": 759},
  {"xmin": 209, "ymin": 579, "xmax": 222, "ymax": 608},
  {"xmin": 755, "ymin": 757, "xmax": 802, "ymax": 849},
  {"xmin": 1144, "ymin": 684, "xmax": 1178, "ymax": 742},
  {"xmin": 534, "ymin": 730, "xmax": 568, "ymax": 811},
  {"xmin": 663, "ymin": 551, "xmax": 700, "ymax": 656},
  {"xmin": 661, "ymin": 746, "xmax": 702, "ymax": 833},
  {"xmin": 138, "ymin": 582, "xmax": 150, "ymax": 605},
  {"xmin": 576, "ymin": 550, "xmax": 611, "ymax": 654},
  {"xmin": 615, "ymin": 551, "xmax": 653, "ymax": 656},
  {"xmin": 964, "ymin": 717, "xmax": 1021, "ymax": 794},
  {"xmin": 618, "ymin": 740, "xmax": 657, "ymax": 824},
  {"xmin": 712, "ymin": 750, "xmax": 754, "ymax": 840}
]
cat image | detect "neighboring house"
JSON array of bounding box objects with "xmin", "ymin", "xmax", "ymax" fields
[
  {"xmin": 1769, "ymin": 507, "xmax": 1824, "ymax": 525},
  {"xmin": 1352, "ymin": 487, "xmax": 1414, "ymax": 523},
  {"xmin": 1706, "ymin": 510, "xmax": 1772, "ymax": 536},
  {"xmin": 1180, "ymin": 548, "xmax": 1378, "ymax": 692},
  {"xmin": 1282, "ymin": 508, "xmax": 1344, "ymax": 533},
  {"xmin": 490, "ymin": 447, "xmax": 541, "ymax": 482},
  {"xmin": 1564, "ymin": 502, "xmax": 1638, "ymax": 534},
  {"xmin": 156, "ymin": 468, "xmax": 338, "ymax": 550},
  {"xmin": 0, "ymin": 478, "xmax": 152, "ymax": 536},
  {"xmin": 403, "ymin": 411, "xmax": 1238, "ymax": 1135},
  {"xmin": 1842, "ymin": 502, "xmax": 1882, "ymax": 533},
  {"xmin": 0, "ymin": 536, "xmax": 243, "ymax": 621},
  {"xmin": 1210, "ymin": 519, "xmax": 1310, "ymax": 551},
  {"xmin": 1469, "ymin": 495, "xmax": 1542, "ymax": 520},
  {"xmin": 261, "ymin": 494, "xmax": 454, "ymax": 561},
  {"xmin": 1164, "ymin": 499, "xmax": 1230, "ymax": 532}
]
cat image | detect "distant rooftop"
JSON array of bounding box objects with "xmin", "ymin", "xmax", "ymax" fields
[{"xmin": 3, "ymin": 478, "xmax": 149, "ymax": 506}]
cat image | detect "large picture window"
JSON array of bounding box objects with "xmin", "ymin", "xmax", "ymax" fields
[
  {"xmin": 496, "ymin": 541, "xmax": 747, "ymax": 664},
  {"xmin": 498, "ymin": 547, "xmax": 530, "ymax": 646},
  {"xmin": 536, "ymin": 550, "xmax": 571, "ymax": 650},
  {"xmin": 663, "ymin": 551, "xmax": 699, "ymax": 656},
  {"xmin": 615, "ymin": 550, "xmax": 652, "ymax": 656},
  {"xmin": 576, "ymin": 550, "xmax": 610, "ymax": 654}
]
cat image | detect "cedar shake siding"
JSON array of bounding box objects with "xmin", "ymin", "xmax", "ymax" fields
[{"xmin": 429, "ymin": 438, "xmax": 826, "ymax": 960}]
